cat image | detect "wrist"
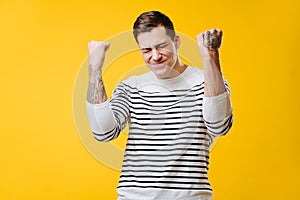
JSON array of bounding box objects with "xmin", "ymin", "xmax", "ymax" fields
[{"xmin": 202, "ymin": 50, "xmax": 219, "ymax": 60}]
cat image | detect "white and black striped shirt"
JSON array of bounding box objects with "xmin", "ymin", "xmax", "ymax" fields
[{"xmin": 86, "ymin": 66, "xmax": 233, "ymax": 200}]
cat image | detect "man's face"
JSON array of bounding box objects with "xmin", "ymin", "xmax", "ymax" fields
[{"xmin": 137, "ymin": 26, "xmax": 180, "ymax": 79}]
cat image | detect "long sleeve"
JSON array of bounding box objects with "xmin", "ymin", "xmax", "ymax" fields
[
  {"xmin": 86, "ymin": 82, "xmax": 130, "ymax": 142},
  {"xmin": 202, "ymin": 80, "xmax": 233, "ymax": 136}
]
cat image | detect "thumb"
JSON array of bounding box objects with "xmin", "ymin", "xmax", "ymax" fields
[{"xmin": 103, "ymin": 42, "xmax": 111, "ymax": 51}]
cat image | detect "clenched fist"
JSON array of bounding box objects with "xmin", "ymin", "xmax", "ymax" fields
[
  {"xmin": 88, "ymin": 41, "xmax": 110, "ymax": 70},
  {"xmin": 196, "ymin": 29, "xmax": 222, "ymax": 58}
]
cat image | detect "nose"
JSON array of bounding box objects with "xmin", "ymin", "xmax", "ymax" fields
[{"xmin": 151, "ymin": 48, "xmax": 162, "ymax": 62}]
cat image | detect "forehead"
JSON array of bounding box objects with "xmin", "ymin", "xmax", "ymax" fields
[{"xmin": 137, "ymin": 27, "xmax": 171, "ymax": 48}]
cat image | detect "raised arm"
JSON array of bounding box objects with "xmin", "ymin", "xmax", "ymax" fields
[
  {"xmin": 85, "ymin": 41, "xmax": 130, "ymax": 142},
  {"xmin": 86, "ymin": 41, "xmax": 110, "ymax": 104},
  {"xmin": 196, "ymin": 29, "xmax": 233, "ymax": 136},
  {"xmin": 196, "ymin": 29, "xmax": 226, "ymax": 97}
]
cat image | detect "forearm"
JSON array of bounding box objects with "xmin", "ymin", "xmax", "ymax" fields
[
  {"xmin": 86, "ymin": 65, "xmax": 108, "ymax": 104},
  {"xmin": 203, "ymin": 54, "xmax": 226, "ymax": 97},
  {"xmin": 203, "ymin": 53, "xmax": 233, "ymax": 136}
]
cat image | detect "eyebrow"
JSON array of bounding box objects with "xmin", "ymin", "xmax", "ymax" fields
[{"xmin": 140, "ymin": 41, "xmax": 167, "ymax": 51}]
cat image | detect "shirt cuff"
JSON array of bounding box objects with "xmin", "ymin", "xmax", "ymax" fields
[
  {"xmin": 203, "ymin": 91, "xmax": 232, "ymax": 123},
  {"xmin": 86, "ymin": 100, "xmax": 110, "ymax": 109},
  {"xmin": 86, "ymin": 100, "xmax": 115, "ymax": 133}
]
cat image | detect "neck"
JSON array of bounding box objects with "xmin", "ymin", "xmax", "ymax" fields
[
  {"xmin": 157, "ymin": 59, "xmax": 188, "ymax": 79},
  {"xmin": 173, "ymin": 59, "xmax": 187, "ymax": 75}
]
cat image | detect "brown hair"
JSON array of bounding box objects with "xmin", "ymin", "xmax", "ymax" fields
[{"xmin": 133, "ymin": 11, "xmax": 175, "ymax": 43}]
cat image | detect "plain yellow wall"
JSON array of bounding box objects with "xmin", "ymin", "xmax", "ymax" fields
[{"xmin": 1, "ymin": 0, "xmax": 299, "ymax": 199}]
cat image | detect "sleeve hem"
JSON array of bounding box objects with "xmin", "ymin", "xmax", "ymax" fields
[
  {"xmin": 203, "ymin": 91, "xmax": 228, "ymax": 103},
  {"xmin": 203, "ymin": 91, "xmax": 232, "ymax": 123},
  {"xmin": 86, "ymin": 100, "xmax": 110, "ymax": 110}
]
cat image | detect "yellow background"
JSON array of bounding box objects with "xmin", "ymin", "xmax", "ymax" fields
[{"xmin": 1, "ymin": 0, "xmax": 299, "ymax": 199}]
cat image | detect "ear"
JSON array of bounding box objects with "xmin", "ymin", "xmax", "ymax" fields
[{"xmin": 174, "ymin": 35, "xmax": 181, "ymax": 49}]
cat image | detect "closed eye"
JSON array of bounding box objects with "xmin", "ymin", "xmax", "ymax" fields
[
  {"xmin": 140, "ymin": 42, "xmax": 168, "ymax": 53},
  {"xmin": 140, "ymin": 48, "xmax": 151, "ymax": 53}
]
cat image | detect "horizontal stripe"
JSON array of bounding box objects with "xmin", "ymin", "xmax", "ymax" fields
[
  {"xmin": 129, "ymin": 126, "xmax": 207, "ymax": 131},
  {"xmin": 205, "ymin": 114, "xmax": 233, "ymax": 129},
  {"xmin": 120, "ymin": 175, "xmax": 207, "ymax": 180},
  {"xmin": 130, "ymin": 115, "xmax": 202, "ymax": 120},
  {"xmin": 125, "ymin": 149, "xmax": 209, "ymax": 154},
  {"xmin": 92, "ymin": 125, "xmax": 116, "ymax": 136},
  {"xmin": 122, "ymin": 163, "xmax": 209, "ymax": 168},
  {"xmin": 117, "ymin": 185, "xmax": 212, "ymax": 191},
  {"xmin": 127, "ymin": 136, "xmax": 210, "ymax": 142},
  {"xmin": 206, "ymin": 115, "xmax": 233, "ymax": 135},
  {"xmin": 208, "ymin": 119, "xmax": 233, "ymax": 136},
  {"xmin": 124, "ymin": 154, "xmax": 209, "ymax": 160},
  {"xmin": 130, "ymin": 104, "xmax": 202, "ymax": 110},
  {"xmin": 123, "ymin": 157, "xmax": 209, "ymax": 162},
  {"xmin": 93, "ymin": 130, "xmax": 118, "ymax": 142},
  {"xmin": 131, "ymin": 120, "xmax": 199, "ymax": 126},
  {"xmin": 118, "ymin": 180, "xmax": 210, "ymax": 186},
  {"xmin": 130, "ymin": 110, "xmax": 202, "ymax": 117},
  {"xmin": 129, "ymin": 130, "xmax": 207, "ymax": 136},
  {"xmin": 130, "ymin": 94, "xmax": 204, "ymax": 104},
  {"xmin": 126, "ymin": 142, "xmax": 210, "ymax": 147},
  {"xmin": 121, "ymin": 169, "xmax": 208, "ymax": 174}
]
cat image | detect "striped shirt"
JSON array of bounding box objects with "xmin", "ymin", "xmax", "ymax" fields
[{"xmin": 86, "ymin": 66, "xmax": 233, "ymax": 200}]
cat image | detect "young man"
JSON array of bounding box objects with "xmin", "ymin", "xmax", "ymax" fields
[{"xmin": 86, "ymin": 11, "xmax": 233, "ymax": 200}]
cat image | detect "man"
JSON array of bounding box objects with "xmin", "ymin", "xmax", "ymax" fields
[{"xmin": 86, "ymin": 11, "xmax": 233, "ymax": 200}]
